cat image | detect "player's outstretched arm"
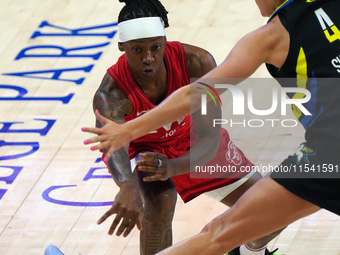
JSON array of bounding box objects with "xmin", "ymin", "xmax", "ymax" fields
[{"xmin": 93, "ymin": 73, "xmax": 143, "ymax": 237}]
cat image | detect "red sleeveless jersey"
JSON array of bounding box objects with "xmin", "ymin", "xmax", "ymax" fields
[
  {"xmin": 107, "ymin": 41, "xmax": 194, "ymax": 158},
  {"xmin": 107, "ymin": 41, "xmax": 253, "ymax": 202}
]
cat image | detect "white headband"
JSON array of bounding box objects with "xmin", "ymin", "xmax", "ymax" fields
[{"xmin": 118, "ymin": 17, "xmax": 166, "ymax": 42}]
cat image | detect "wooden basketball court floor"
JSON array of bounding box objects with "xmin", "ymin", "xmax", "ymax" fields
[{"xmin": 0, "ymin": 0, "xmax": 339, "ymax": 254}]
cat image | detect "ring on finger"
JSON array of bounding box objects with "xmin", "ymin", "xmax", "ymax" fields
[{"xmin": 157, "ymin": 158, "xmax": 162, "ymax": 168}]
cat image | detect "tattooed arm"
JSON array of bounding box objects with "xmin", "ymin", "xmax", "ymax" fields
[{"xmin": 93, "ymin": 73, "xmax": 143, "ymax": 237}]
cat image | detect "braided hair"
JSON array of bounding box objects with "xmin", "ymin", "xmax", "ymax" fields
[{"xmin": 118, "ymin": 0, "xmax": 169, "ymax": 28}]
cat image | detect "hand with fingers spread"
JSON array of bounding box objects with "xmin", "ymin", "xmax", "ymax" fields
[
  {"xmin": 97, "ymin": 183, "xmax": 143, "ymax": 237},
  {"xmin": 136, "ymin": 152, "xmax": 177, "ymax": 182},
  {"xmin": 82, "ymin": 110, "xmax": 132, "ymax": 162}
]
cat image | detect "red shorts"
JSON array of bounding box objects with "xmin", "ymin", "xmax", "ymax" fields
[
  {"xmin": 172, "ymin": 129, "xmax": 253, "ymax": 202},
  {"xmin": 132, "ymin": 128, "xmax": 254, "ymax": 203}
]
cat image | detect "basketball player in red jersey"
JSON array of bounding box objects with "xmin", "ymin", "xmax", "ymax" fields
[{"xmin": 91, "ymin": 1, "xmax": 281, "ymax": 255}]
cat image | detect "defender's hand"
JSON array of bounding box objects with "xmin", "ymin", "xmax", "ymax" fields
[{"xmin": 82, "ymin": 110, "xmax": 130, "ymax": 162}]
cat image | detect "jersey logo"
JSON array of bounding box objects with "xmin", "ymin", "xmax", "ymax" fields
[
  {"xmin": 136, "ymin": 110, "xmax": 149, "ymax": 116},
  {"xmin": 160, "ymin": 117, "xmax": 186, "ymax": 138},
  {"xmin": 226, "ymin": 141, "xmax": 242, "ymax": 166},
  {"xmin": 136, "ymin": 110, "xmax": 186, "ymax": 136},
  {"xmin": 315, "ymin": 8, "xmax": 340, "ymax": 43}
]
